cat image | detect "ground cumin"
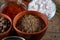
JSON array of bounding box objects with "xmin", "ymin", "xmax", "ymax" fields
[{"xmin": 16, "ymin": 14, "xmax": 44, "ymax": 33}]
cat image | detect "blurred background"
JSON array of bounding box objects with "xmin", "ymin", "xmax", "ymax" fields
[{"xmin": 0, "ymin": 0, "xmax": 60, "ymax": 40}]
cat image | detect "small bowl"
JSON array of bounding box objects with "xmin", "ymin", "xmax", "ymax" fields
[
  {"xmin": 2, "ymin": 36, "xmax": 25, "ymax": 40},
  {"xmin": 13, "ymin": 11, "xmax": 48, "ymax": 40},
  {"xmin": 0, "ymin": 13, "xmax": 12, "ymax": 39}
]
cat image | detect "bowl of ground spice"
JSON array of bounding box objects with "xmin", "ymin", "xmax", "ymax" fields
[
  {"xmin": 1, "ymin": 1, "xmax": 26, "ymax": 19},
  {"xmin": 13, "ymin": 11, "xmax": 48, "ymax": 40},
  {"xmin": 2, "ymin": 36, "xmax": 25, "ymax": 40},
  {"xmin": 0, "ymin": 13, "xmax": 12, "ymax": 39}
]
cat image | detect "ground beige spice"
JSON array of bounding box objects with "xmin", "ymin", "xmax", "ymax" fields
[{"xmin": 16, "ymin": 14, "xmax": 44, "ymax": 33}]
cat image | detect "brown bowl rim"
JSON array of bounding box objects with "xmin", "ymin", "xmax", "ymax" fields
[
  {"xmin": 0, "ymin": 13, "xmax": 12, "ymax": 35},
  {"xmin": 13, "ymin": 11, "xmax": 48, "ymax": 35}
]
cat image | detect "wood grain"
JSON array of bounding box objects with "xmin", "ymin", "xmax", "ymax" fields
[{"xmin": 41, "ymin": 0, "xmax": 60, "ymax": 40}]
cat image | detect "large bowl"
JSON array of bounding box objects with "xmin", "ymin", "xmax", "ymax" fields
[{"xmin": 13, "ymin": 11, "xmax": 48, "ymax": 40}]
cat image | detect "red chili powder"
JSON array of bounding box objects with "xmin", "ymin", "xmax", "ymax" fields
[{"xmin": 2, "ymin": 2, "xmax": 25, "ymax": 19}]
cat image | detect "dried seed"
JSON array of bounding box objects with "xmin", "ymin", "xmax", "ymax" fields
[
  {"xmin": 3, "ymin": 25, "xmax": 6, "ymax": 28},
  {"xmin": 2, "ymin": 29, "xmax": 4, "ymax": 33},
  {"xmin": 0, "ymin": 17, "xmax": 10, "ymax": 33}
]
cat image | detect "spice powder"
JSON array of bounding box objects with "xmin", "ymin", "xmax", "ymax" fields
[
  {"xmin": 2, "ymin": 2, "xmax": 25, "ymax": 19},
  {"xmin": 16, "ymin": 14, "xmax": 44, "ymax": 33}
]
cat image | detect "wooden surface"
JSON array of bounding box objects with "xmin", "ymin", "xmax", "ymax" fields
[
  {"xmin": 41, "ymin": 0, "xmax": 60, "ymax": 40},
  {"xmin": 41, "ymin": 12, "xmax": 60, "ymax": 40}
]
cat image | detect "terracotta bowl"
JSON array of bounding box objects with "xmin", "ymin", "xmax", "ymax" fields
[
  {"xmin": 0, "ymin": 13, "xmax": 12, "ymax": 39},
  {"xmin": 1, "ymin": 1, "xmax": 26, "ymax": 19},
  {"xmin": 13, "ymin": 11, "xmax": 48, "ymax": 40}
]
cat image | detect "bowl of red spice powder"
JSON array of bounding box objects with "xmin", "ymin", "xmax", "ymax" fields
[
  {"xmin": 13, "ymin": 11, "xmax": 48, "ymax": 40},
  {"xmin": 1, "ymin": 1, "xmax": 26, "ymax": 19}
]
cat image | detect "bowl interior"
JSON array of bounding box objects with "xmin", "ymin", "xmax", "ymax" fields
[
  {"xmin": 0, "ymin": 14, "xmax": 12, "ymax": 35},
  {"xmin": 13, "ymin": 11, "xmax": 48, "ymax": 34}
]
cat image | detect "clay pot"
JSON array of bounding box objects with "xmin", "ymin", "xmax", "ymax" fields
[
  {"xmin": 0, "ymin": 13, "xmax": 12, "ymax": 39},
  {"xmin": 1, "ymin": 1, "xmax": 26, "ymax": 19},
  {"xmin": 13, "ymin": 11, "xmax": 48, "ymax": 40},
  {"xmin": 2, "ymin": 36, "xmax": 25, "ymax": 40}
]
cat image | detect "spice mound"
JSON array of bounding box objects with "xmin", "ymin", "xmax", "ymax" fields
[
  {"xmin": 16, "ymin": 14, "xmax": 44, "ymax": 33},
  {"xmin": 0, "ymin": 17, "xmax": 11, "ymax": 33},
  {"xmin": 2, "ymin": 2, "xmax": 25, "ymax": 19}
]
